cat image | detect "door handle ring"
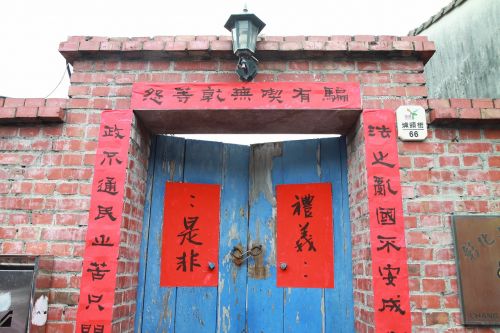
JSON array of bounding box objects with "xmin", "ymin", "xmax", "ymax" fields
[{"xmin": 230, "ymin": 245, "xmax": 262, "ymax": 265}]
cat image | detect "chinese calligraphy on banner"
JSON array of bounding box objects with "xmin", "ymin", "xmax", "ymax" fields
[
  {"xmin": 161, "ymin": 182, "xmax": 221, "ymax": 286},
  {"xmin": 76, "ymin": 110, "xmax": 133, "ymax": 333},
  {"xmin": 364, "ymin": 109, "xmax": 412, "ymax": 332},
  {"xmin": 276, "ymin": 183, "xmax": 334, "ymax": 288},
  {"xmin": 131, "ymin": 82, "xmax": 361, "ymax": 110}
]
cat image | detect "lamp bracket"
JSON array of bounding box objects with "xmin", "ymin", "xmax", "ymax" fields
[{"xmin": 236, "ymin": 55, "xmax": 258, "ymax": 82}]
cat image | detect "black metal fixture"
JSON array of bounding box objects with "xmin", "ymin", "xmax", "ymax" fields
[{"xmin": 224, "ymin": 8, "xmax": 266, "ymax": 82}]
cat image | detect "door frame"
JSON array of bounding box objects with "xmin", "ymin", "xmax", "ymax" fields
[{"xmin": 134, "ymin": 135, "xmax": 354, "ymax": 332}]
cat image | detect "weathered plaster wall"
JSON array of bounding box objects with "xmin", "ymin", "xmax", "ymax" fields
[{"xmin": 419, "ymin": 0, "xmax": 500, "ymax": 98}]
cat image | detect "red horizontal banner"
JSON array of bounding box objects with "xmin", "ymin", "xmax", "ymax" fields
[
  {"xmin": 161, "ymin": 182, "xmax": 221, "ymax": 287},
  {"xmin": 276, "ymin": 183, "xmax": 334, "ymax": 288},
  {"xmin": 132, "ymin": 82, "xmax": 361, "ymax": 110}
]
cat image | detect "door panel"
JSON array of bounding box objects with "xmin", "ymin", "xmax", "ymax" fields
[
  {"xmin": 175, "ymin": 140, "xmax": 222, "ymax": 332},
  {"xmin": 138, "ymin": 136, "xmax": 354, "ymax": 333},
  {"xmin": 247, "ymin": 143, "xmax": 283, "ymax": 332},
  {"xmin": 141, "ymin": 136, "xmax": 184, "ymax": 332}
]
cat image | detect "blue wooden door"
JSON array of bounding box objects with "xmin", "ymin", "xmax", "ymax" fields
[{"xmin": 136, "ymin": 136, "xmax": 354, "ymax": 333}]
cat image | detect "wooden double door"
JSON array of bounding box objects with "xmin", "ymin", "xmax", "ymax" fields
[{"xmin": 136, "ymin": 135, "xmax": 354, "ymax": 332}]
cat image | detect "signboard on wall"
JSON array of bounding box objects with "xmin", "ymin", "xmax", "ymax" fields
[
  {"xmin": 396, "ymin": 105, "xmax": 428, "ymax": 141},
  {"xmin": 453, "ymin": 215, "xmax": 500, "ymax": 325}
]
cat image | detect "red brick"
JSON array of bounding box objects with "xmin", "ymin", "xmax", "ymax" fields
[
  {"xmin": 307, "ymin": 36, "xmax": 329, "ymax": 42},
  {"xmin": 16, "ymin": 106, "xmax": 38, "ymax": 119},
  {"xmin": 209, "ymin": 40, "xmax": 232, "ymax": 51},
  {"xmin": 425, "ymin": 263, "xmax": 456, "ymax": 277},
  {"xmin": 458, "ymin": 107, "xmax": 481, "ymax": 119},
  {"xmin": 407, "ymin": 200, "xmax": 454, "ymax": 213},
  {"xmin": 256, "ymin": 41, "xmax": 279, "ymax": 51},
  {"xmin": 357, "ymin": 61, "xmax": 378, "ymax": 71},
  {"xmin": 400, "ymin": 142, "xmax": 445, "ymax": 154},
  {"xmin": 485, "ymin": 128, "xmax": 500, "ymax": 139},
  {"xmin": 24, "ymin": 98, "xmax": 45, "ymax": 107},
  {"xmin": 4, "ymin": 98, "xmax": 25, "ymax": 107},
  {"xmin": 428, "ymin": 99, "xmax": 450, "ymax": 108},
  {"xmin": 449, "ymin": 98, "xmax": 472, "ymax": 108},
  {"xmin": 41, "ymin": 228, "xmax": 86, "ymax": 241},
  {"xmin": 353, "ymin": 35, "xmax": 375, "ymax": 42},
  {"xmin": 440, "ymin": 185, "xmax": 464, "ymax": 195},
  {"xmin": 174, "ymin": 60, "xmax": 217, "ymax": 71},
  {"xmin": 68, "ymin": 99, "xmax": 92, "ymax": 109},
  {"xmin": 448, "ymin": 143, "xmax": 492, "ymax": 153},
  {"xmin": 0, "ymin": 107, "xmax": 16, "ymax": 121},
  {"xmin": 380, "ymin": 60, "xmax": 424, "ymax": 71},
  {"xmin": 455, "ymin": 200, "xmax": 489, "ymax": 212},
  {"xmin": 2, "ymin": 241, "xmax": 24, "ymax": 254},
  {"xmin": 276, "ymin": 73, "xmax": 321, "ymax": 82},
  {"xmin": 393, "ymin": 41, "xmax": 413, "ymax": 50},
  {"xmin": 280, "ymin": 41, "xmax": 302, "ymax": 51},
  {"xmin": 407, "ymin": 247, "xmax": 433, "ymax": 260},
  {"xmin": 311, "ymin": 60, "xmax": 354, "ymax": 71},
  {"xmin": 34, "ymin": 183, "xmax": 56, "ymax": 195},
  {"xmin": 359, "ymin": 73, "xmax": 390, "ymax": 84},
  {"xmin": 45, "ymin": 323, "xmax": 74, "ymax": 333},
  {"xmin": 368, "ymin": 41, "xmax": 392, "ymax": 51},
  {"xmin": 405, "ymin": 86, "xmax": 427, "ymax": 97},
  {"xmin": 0, "ymin": 227, "xmax": 17, "ymax": 238},
  {"xmin": 287, "ymin": 60, "xmax": 309, "ymax": 71},
  {"xmin": 422, "ymin": 279, "xmax": 446, "ymax": 292},
  {"xmin": 45, "ymin": 98, "xmax": 67, "ymax": 107},
  {"xmin": 407, "ymin": 232, "xmax": 431, "ymax": 245},
  {"xmin": 398, "ymin": 156, "xmax": 411, "ymax": 168},
  {"xmin": 463, "ymin": 155, "xmax": 481, "ymax": 167},
  {"xmin": 392, "ymin": 73, "xmax": 426, "ymax": 84},
  {"xmin": 32, "ymin": 213, "xmax": 53, "ymax": 225},
  {"xmin": 284, "ymin": 36, "xmax": 305, "ymax": 42},
  {"xmin": 429, "ymin": 108, "xmax": 458, "ymax": 122},
  {"xmin": 324, "ymin": 41, "xmax": 347, "ymax": 51},
  {"xmin": 362, "ymin": 99, "xmax": 383, "ymax": 109},
  {"xmin": 471, "ymin": 98, "xmax": 494, "ymax": 108},
  {"xmin": 122, "ymin": 40, "xmax": 142, "ymax": 51},
  {"xmin": 413, "ymin": 157, "xmax": 434, "ymax": 168},
  {"xmin": 302, "ymin": 41, "xmax": 324, "ymax": 51},
  {"xmin": 348, "ymin": 41, "xmax": 369, "ymax": 51},
  {"xmin": 456, "ymin": 169, "xmax": 490, "ymax": 181},
  {"xmin": 25, "ymin": 242, "xmax": 49, "ymax": 255},
  {"xmin": 426, "ymin": 312, "xmax": 449, "ymax": 325},
  {"xmin": 91, "ymin": 86, "xmax": 111, "ymax": 97},
  {"xmin": 18, "ymin": 127, "xmax": 39, "ymax": 137},
  {"xmin": 411, "ymin": 295, "xmax": 441, "ymax": 309}
]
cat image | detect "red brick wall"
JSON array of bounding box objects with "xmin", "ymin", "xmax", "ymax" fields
[
  {"xmin": 399, "ymin": 125, "xmax": 499, "ymax": 332},
  {"xmin": 1, "ymin": 35, "xmax": 499, "ymax": 332}
]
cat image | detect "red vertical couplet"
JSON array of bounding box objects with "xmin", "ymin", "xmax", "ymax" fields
[
  {"xmin": 160, "ymin": 182, "xmax": 221, "ymax": 286},
  {"xmin": 75, "ymin": 110, "xmax": 133, "ymax": 333},
  {"xmin": 364, "ymin": 109, "xmax": 412, "ymax": 332},
  {"xmin": 276, "ymin": 183, "xmax": 334, "ymax": 288}
]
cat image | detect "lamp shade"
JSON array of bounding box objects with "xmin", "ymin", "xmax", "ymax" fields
[{"xmin": 224, "ymin": 13, "xmax": 265, "ymax": 56}]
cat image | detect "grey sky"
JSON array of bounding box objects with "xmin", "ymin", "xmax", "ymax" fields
[{"xmin": 1, "ymin": 0, "xmax": 450, "ymax": 99}]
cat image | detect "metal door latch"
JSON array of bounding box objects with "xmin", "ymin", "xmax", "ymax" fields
[{"xmin": 230, "ymin": 245, "xmax": 262, "ymax": 266}]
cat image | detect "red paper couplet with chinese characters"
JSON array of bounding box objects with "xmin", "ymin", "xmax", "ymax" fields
[
  {"xmin": 276, "ymin": 183, "xmax": 334, "ymax": 288},
  {"xmin": 76, "ymin": 109, "xmax": 133, "ymax": 333},
  {"xmin": 161, "ymin": 182, "xmax": 221, "ymax": 286},
  {"xmin": 364, "ymin": 109, "xmax": 412, "ymax": 332},
  {"xmin": 132, "ymin": 82, "xmax": 361, "ymax": 110}
]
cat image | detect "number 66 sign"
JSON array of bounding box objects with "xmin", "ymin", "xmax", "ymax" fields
[{"xmin": 396, "ymin": 105, "xmax": 428, "ymax": 141}]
